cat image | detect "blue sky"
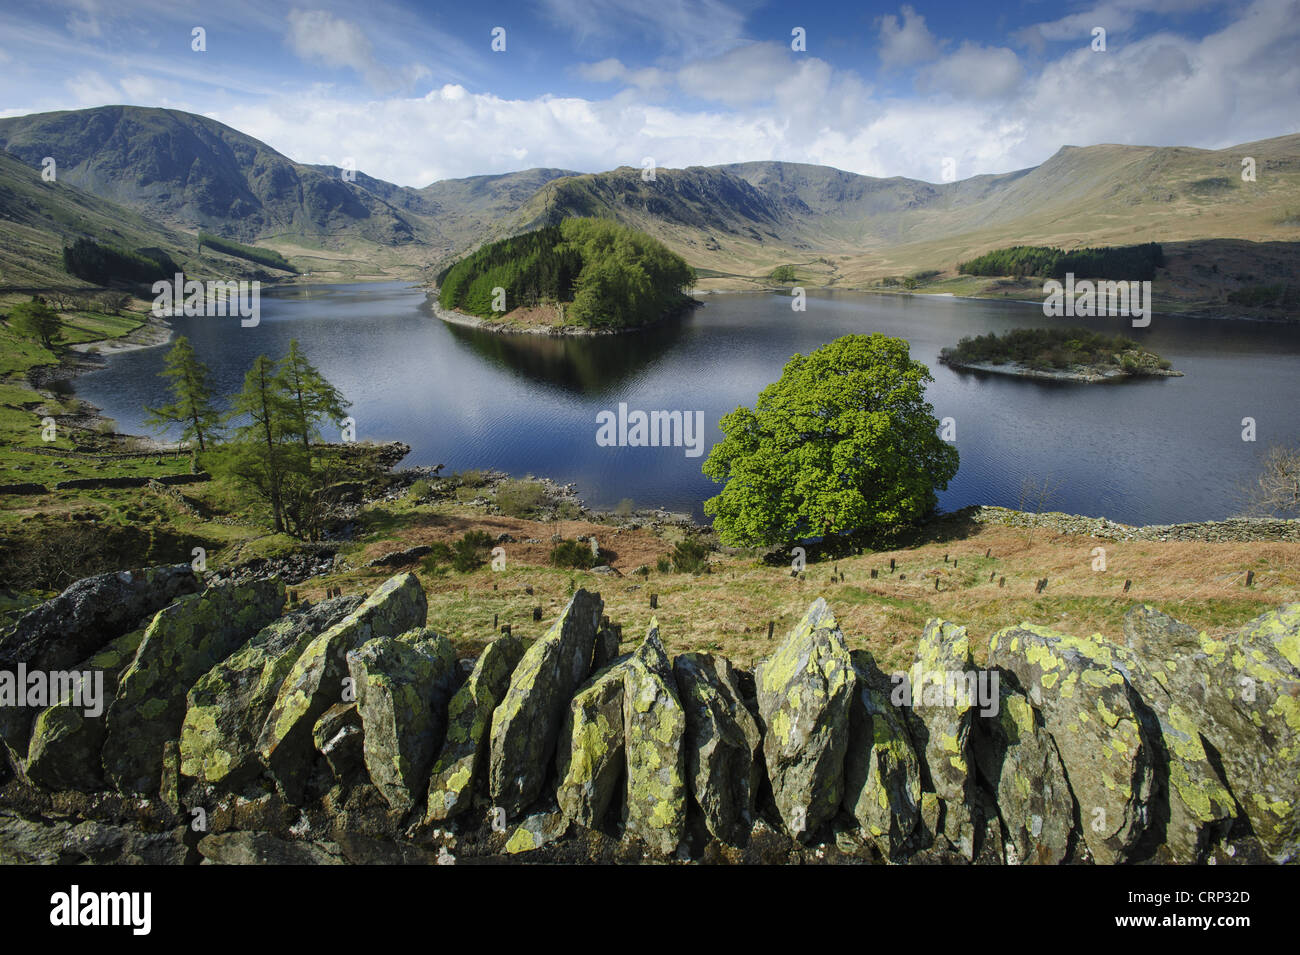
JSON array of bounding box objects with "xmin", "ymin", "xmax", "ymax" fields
[{"xmin": 0, "ymin": 0, "xmax": 1296, "ymax": 186}]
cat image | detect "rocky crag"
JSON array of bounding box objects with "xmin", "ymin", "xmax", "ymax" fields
[{"xmin": 0, "ymin": 565, "xmax": 1295, "ymax": 865}]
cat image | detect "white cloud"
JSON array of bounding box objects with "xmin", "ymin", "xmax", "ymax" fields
[
  {"xmin": 284, "ymin": 7, "xmax": 432, "ymax": 92},
  {"xmin": 877, "ymin": 4, "xmax": 941, "ymax": 69},
  {"xmin": 575, "ymin": 58, "xmax": 672, "ymax": 92},
  {"xmin": 676, "ymin": 43, "xmax": 798, "ymax": 106},
  {"xmin": 4, "ymin": 0, "xmax": 1295, "ymax": 196},
  {"xmin": 220, "ymin": 0, "xmax": 1298, "ymax": 190},
  {"xmin": 286, "ymin": 10, "xmax": 377, "ymax": 75},
  {"xmin": 65, "ymin": 70, "xmax": 120, "ymax": 106},
  {"xmin": 918, "ymin": 43, "xmax": 1024, "ymax": 100}
]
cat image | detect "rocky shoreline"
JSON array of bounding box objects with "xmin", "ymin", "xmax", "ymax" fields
[
  {"xmin": 428, "ymin": 295, "xmax": 701, "ymax": 337},
  {"xmin": 940, "ymin": 356, "xmax": 1183, "ymax": 383},
  {"xmin": 0, "ymin": 569, "xmax": 1295, "ymax": 865}
]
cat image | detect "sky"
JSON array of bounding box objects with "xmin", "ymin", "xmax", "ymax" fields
[{"xmin": 0, "ymin": 0, "xmax": 1296, "ymax": 187}]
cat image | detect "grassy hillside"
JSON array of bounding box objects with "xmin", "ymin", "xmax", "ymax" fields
[{"xmin": 0, "ymin": 151, "xmax": 228, "ymax": 288}]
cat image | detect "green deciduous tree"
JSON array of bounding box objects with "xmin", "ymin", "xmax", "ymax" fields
[
  {"xmin": 702, "ymin": 333, "xmax": 959, "ymax": 547},
  {"xmin": 144, "ymin": 336, "xmax": 222, "ymax": 452},
  {"xmin": 8, "ymin": 298, "xmax": 62, "ymax": 349}
]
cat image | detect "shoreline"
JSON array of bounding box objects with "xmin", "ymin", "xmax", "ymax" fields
[
  {"xmin": 939, "ymin": 355, "xmax": 1184, "ymax": 383},
  {"xmin": 26, "ymin": 309, "xmax": 179, "ymax": 452},
  {"xmin": 427, "ymin": 294, "xmax": 702, "ymax": 337}
]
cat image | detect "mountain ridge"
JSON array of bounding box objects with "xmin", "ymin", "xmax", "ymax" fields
[{"xmin": 1, "ymin": 105, "xmax": 1297, "ymax": 290}]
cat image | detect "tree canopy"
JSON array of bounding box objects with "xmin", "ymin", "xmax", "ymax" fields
[
  {"xmin": 702, "ymin": 334, "xmax": 959, "ymax": 547},
  {"xmin": 438, "ymin": 218, "xmax": 694, "ymax": 328},
  {"xmin": 8, "ymin": 298, "xmax": 62, "ymax": 349},
  {"xmin": 958, "ymin": 242, "xmax": 1164, "ymax": 280}
]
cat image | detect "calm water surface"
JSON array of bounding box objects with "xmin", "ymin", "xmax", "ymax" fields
[{"xmin": 73, "ymin": 281, "xmax": 1300, "ymax": 524}]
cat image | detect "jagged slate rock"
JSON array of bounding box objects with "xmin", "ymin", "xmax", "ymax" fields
[
  {"xmin": 313, "ymin": 703, "xmax": 365, "ymax": 783},
  {"xmin": 988, "ymin": 624, "xmax": 1154, "ymax": 865},
  {"xmin": 427, "ymin": 635, "xmax": 526, "ymax": 822},
  {"xmin": 258, "ymin": 572, "xmax": 427, "ymax": 803},
  {"xmin": 555, "ymin": 655, "xmax": 630, "ymax": 829},
  {"xmin": 0, "ymin": 564, "xmax": 198, "ymax": 671},
  {"xmin": 843, "ymin": 650, "xmax": 922, "ymax": 859},
  {"xmin": 1132, "ymin": 604, "xmax": 1300, "ymax": 863},
  {"xmin": 489, "ymin": 589, "xmax": 602, "ymax": 815},
  {"xmin": 1116, "ymin": 606, "xmax": 1234, "ymax": 863},
  {"xmin": 0, "ymin": 564, "xmax": 198, "ymax": 767},
  {"xmin": 103, "ymin": 578, "xmax": 286, "ymax": 795},
  {"xmin": 755, "ymin": 598, "xmax": 854, "ymax": 840},
  {"xmin": 347, "ymin": 628, "xmax": 460, "ymax": 812},
  {"xmin": 160, "ymin": 739, "xmax": 182, "ymax": 814},
  {"xmin": 24, "ymin": 628, "xmax": 143, "ymax": 792},
  {"xmin": 0, "ymin": 812, "xmax": 187, "ymax": 865},
  {"xmin": 64, "ymin": 820, "xmax": 189, "ymax": 865},
  {"xmin": 592, "ymin": 626, "xmax": 621, "ymax": 671},
  {"xmin": 972, "ymin": 682, "xmax": 1075, "ymax": 865},
  {"xmin": 179, "ymin": 595, "xmax": 363, "ymax": 790},
  {"xmin": 909, "ymin": 619, "xmax": 976, "ymax": 805},
  {"xmin": 198, "ymin": 831, "xmax": 345, "ymax": 865},
  {"xmin": 504, "ymin": 810, "xmax": 569, "ymax": 854},
  {"xmin": 674, "ymin": 651, "xmax": 762, "ymax": 846},
  {"xmin": 623, "ymin": 623, "xmax": 687, "ymax": 856}
]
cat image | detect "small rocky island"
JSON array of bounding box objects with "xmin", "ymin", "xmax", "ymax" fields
[
  {"xmin": 433, "ymin": 218, "xmax": 697, "ymax": 336},
  {"xmin": 940, "ymin": 327, "xmax": 1182, "ymax": 382}
]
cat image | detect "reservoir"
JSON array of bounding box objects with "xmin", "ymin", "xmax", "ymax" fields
[{"xmin": 73, "ymin": 281, "xmax": 1300, "ymax": 525}]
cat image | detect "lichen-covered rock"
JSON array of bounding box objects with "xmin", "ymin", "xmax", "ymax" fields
[
  {"xmin": 198, "ymin": 831, "xmax": 344, "ymax": 865},
  {"xmin": 103, "ymin": 578, "xmax": 286, "ymax": 794},
  {"xmin": 756, "ymin": 598, "xmax": 853, "ymax": 840},
  {"xmin": 426, "ymin": 635, "xmax": 525, "ymax": 822},
  {"xmin": 674, "ymin": 651, "xmax": 762, "ymax": 846},
  {"xmin": 180, "ymin": 595, "xmax": 363, "ymax": 790},
  {"xmin": 489, "ymin": 589, "xmax": 602, "ymax": 815},
  {"xmin": 313, "ymin": 703, "xmax": 365, "ymax": 784},
  {"xmin": 0, "ymin": 812, "xmax": 188, "ymax": 865},
  {"xmin": 1131, "ymin": 604, "xmax": 1300, "ymax": 863},
  {"xmin": 1118, "ymin": 606, "xmax": 1235, "ymax": 863},
  {"xmin": 0, "ymin": 563, "xmax": 198, "ymax": 769},
  {"xmin": 504, "ymin": 810, "xmax": 569, "ymax": 854},
  {"xmin": 843, "ymin": 650, "xmax": 922, "ymax": 859},
  {"xmin": 0, "ymin": 564, "xmax": 198, "ymax": 672},
  {"xmin": 24, "ymin": 628, "xmax": 143, "ymax": 792},
  {"xmin": 908, "ymin": 620, "xmax": 975, "ymax": 804},
  {"xmin": 972, "ymin": 681, "xmax": 1075, "ymax": 865},
  {"xmin": 258, "ymin": 573, "xmax": 427, "ymax": 803},
  {"xmin": 623, "ymin": 624, "xmax": 687, "ymax": 856},
  {"xmin": 160, "ymin": 739, "xmax": 182, "ymax": 814},
  {"xmin": 347, "ymin": 628, "xmax": 460, "ymax": 812},
  {"xmin": 555, "ymin": 655, "xmax": 629, "ymax": 829},
  {"xmin": 988, "ymin": 623, "xmax": 1154, "ymax": 864}
]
